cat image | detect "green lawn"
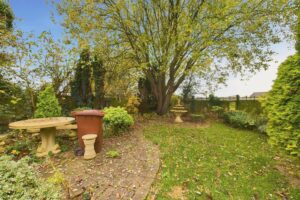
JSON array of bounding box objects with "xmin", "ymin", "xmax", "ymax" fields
[{"xmin": 144, "ymin": 122, "xmax": 300, "ymax": 200}]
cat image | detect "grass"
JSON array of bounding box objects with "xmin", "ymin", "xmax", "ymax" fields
[{"xmin": 144, "ymin": 122, "xmax": 300, "ymax": 200}]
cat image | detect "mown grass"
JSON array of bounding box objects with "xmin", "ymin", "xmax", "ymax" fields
[{"xmin": 144, "ymin": 122, "xmax": 300, "ymax": 200}]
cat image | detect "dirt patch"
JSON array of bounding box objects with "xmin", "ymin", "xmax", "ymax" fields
[
  {"xmin": 275, "ymin": 164, "xmax": 300, "ymax": 188},
  {"xmin": 168, "ymin": 186, "xmax": 187, "ymax": 200},
  {"xmin": 38, "ymin": 126, "xmax": 160, "ymax": 199}
]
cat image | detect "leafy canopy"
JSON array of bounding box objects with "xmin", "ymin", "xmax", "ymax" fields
[{"xmin": 56, "ymin": 0, "xmax": 298, "ymax": 114}]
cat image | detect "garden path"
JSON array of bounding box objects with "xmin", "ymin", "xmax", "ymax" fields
[{"xmin": 40, "ymin": 126, "xmax": 160, "ymax": 200}]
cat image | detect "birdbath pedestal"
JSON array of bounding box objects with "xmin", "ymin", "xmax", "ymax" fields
[
  {"xmin": 171, "ymin": 100, "xmax": 188, "ymax": 123},
  {"xmin": 9, "ymin": 117, "xmax": 75, "ymax": 157},
  {"xmin": 171, "ymin": 110, "xmax": 188, "ymax": 123}
]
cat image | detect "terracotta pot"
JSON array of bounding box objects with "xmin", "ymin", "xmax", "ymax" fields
[{"xmin": 72, "ymin": 110, "xmax": 104, "ymax": 153}]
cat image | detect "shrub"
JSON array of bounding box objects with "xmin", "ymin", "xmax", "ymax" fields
[
  {"xmin": 72, "ymin": 107, "xmax": 92, "ymax": 112},
  {"xmin": 223, "ymin": 111, "xmax": 256, "ymax": 130},
  {"xmin": 211, "ymin": 106, "xmax": 224, "ymax": 118},
  {"xmin": 254, "ymin": 115, "xmax": 268, "ymax": 134},
  {"xmin": 0, "ymin": 155, "xmax": 61, "ymax": 199},
  {"xmin": 190, "ymin": 114, "xmax": 205, "ymax": 122},
  {"xmin": 106, "ymin": 150, "xmax": 120, "ymax": 158},
  {"xmin": 262, "ymin": 55, "xmax": 300, "ymax": 156},
  {"xmin": 103, "ymin": 107, "xmax": 134, "ymax": 135},
  {"xmin": 126, "ymin": 96, "xmax": 140, "ymax": 114},
  {"xmin": 34, "ymin": 85, "xmax": 62, "ymax": 118}
]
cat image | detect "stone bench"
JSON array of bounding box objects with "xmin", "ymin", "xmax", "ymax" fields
[{"xmin": 56, "ymin": 124, "xmax": 77, "ymax": 140}]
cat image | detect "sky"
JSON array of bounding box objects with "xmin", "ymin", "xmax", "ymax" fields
[{"xmin": 9, "ymin": 0, "xmax": 296, "ymax": 97}]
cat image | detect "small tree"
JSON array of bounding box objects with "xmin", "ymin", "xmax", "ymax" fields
[{"xmin": 34, "ymin": 85, "xmax": 62, "ymax": 118}]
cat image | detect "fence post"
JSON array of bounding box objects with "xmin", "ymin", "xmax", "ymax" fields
[{"xmin": 236, "ymin": 95, "xmax": 240, "ymax": 110}]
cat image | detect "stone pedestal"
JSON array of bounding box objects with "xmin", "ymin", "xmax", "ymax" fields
[
  {"xmin": 37, "ymin": 127, "xmax": 60, "ymax": 157},
  {"xmin": 174, "ymin": 112, "xmax": 184, "ymax": 123},
  {"xmin": 82, "ymin": 134, "xmax": 97, "ymax": 160}
]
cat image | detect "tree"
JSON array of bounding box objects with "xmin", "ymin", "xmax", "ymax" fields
[
  {"xmin": 34, "ymin": 85, "xmax": 62, "ymax": 118},
  {"xmin": 0, "ymin": 0, "xmax": 14, "ymax": 66},
  {"xmin": 71, "ymin": 49, "xmax": 106, "ymax": 108},
  {"xmin": 262, "ymin": 12, "xmax": 300, "ymax": 156},
  {"xmin": 181, "ymin": 75, "xmax": 197, "ymax": 103},
  {"xmin": 36, "ymin": 31, "xmax": 77, "ymax": 99},
  {"xmin": 71, "ymin": 49, "xmax": 94, "ymax": 107},
  {"xmin": 92, "ymin": 56, "xmax": 106, "ymax": 108},
  {"xmin": 296, "ymin": 10, "xmax": 300, "ymax": 54},
  {"xmin": 57, "ymin": 0, "xmax": 298, "ymax": 114}
]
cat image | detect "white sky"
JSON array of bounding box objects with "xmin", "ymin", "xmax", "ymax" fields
[{"xmin": 213, "ymin": 41, "xmax": 295, "ymax": 97}]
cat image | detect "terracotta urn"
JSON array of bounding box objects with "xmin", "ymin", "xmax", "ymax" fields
[
  {"xmin": 72, "ymin": 110, "xmax": 104, "ymax": 153},
  {"xmin": 82, "ymin": 134, "xmax": 97, "ymax": 160}
]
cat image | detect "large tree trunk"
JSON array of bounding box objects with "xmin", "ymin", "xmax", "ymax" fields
[{"xmin": 155, "ymin": 91, "xmax": 172, "ymax": 115}]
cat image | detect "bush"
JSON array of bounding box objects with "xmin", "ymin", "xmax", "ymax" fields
[
  {"xmin": 126, "ymin": 96, "xmax": 140, "ymax": 114},
  {"xmin": 211, "ymin": 106, "xmax": 224, "ymax": 118},
  {"xmin": 262, "ymin": 55, "xmax": 300, "ymax": 156},
  {"xmin": 223, "ymin": 111, "xmax": 256, "ymax": 130},
  {"xmin": 254, "ymin": 115, "xmax": 268, "ymax": 134},
  {"xmin": 190, "ymin": 114, "xmax": 205, "ymax": 122},
  {"xmin": 103, "ymin": 107, "xmax": 134, "ymax": 135},
  {"xmin": 0, "ymin": 155, "xmax": 61, "ymax": 199},
  {"xmin": 34, "ymin": 85, "xmax": 62, "ymax": 118}
]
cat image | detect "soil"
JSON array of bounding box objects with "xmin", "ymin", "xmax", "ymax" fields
[{"xmin": 38, "ymin": 124, "xmax": 160, "ymax": 200}]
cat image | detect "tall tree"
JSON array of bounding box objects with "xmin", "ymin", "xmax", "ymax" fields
[
  {"xmin": 92, "ymin": 56, "xmax": 106, "ymax": 108},
  {"xmin": 57, "ymin": 0, "xmax": 299, "ymax": 114},
  {"xmin": 71, "ymin": 49, "xmax": 94, "ymax": 107}
]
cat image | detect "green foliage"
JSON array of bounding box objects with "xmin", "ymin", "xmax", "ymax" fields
[
  {"xmin": 296, "ymin": 11, "xmax": 300, "ymax": 54},
  {"xmin": 0, "ymin": 155, "xmax": 61, "ymax": 199},
  {"xmin": 211, "ymin": 106, "xmax": 225, "ymax": 118},
  {"xmin": 0, "ymin": 75, "xmax": 32, "ymax": 129},
  {"xmin": 126, "ymin": 96, "xmax": 140, "ymax": 114},
  {"xmin": 103, "ymin": 107, "xmax": 134, "ymax": 135},
  {"xmin": 223, "ymin": 111, "xmax": 256, "ymax": 130},
  {"xmin": 71, "ymin": 49, "xmax": 106, "ymax": 109},
  {"xmin": 262, "ymin": 55, "xmax": 300, "ymax": 156},
  {"xmin": 181, "ymin": 75, "xmax": 197, "ymax": 103},
  {"xmin": 0, "ymin": 0, "xmax": 14, "ymax": 30},
  {"xmin": 34, "ymin": 85, "xmax": 62, "ymax": 118},
  {"xmin": 106, "ymin": 150, "xmax": 120, "ymax": 158},
  {"xmin": 238, "ymin": 100, "xmax": 263, "ymax": 115},
  {"xmin": 58, "ymin": 0, "xmax": 298, "ymax": 115},
  {"xmin": 72, "ymin": 107, "xmax": 92, "ymax": 112},
  {"xmin": 190, "ymin": 114, "xmax": 205, "ymax": 122},
  {"xmin": 208, "ymin": 94, "xmax": 222, "ymax": 107},
  {"xmin": 71, "ymin": 49, "xmax": 93, "ymax": 107},
  {"xmin": 223, "ymin": 110, "xmax": 268, "ymax": 134},
  {"xmin": 92, "ymin": 56, "xmax": 106, "ymax": 108}
]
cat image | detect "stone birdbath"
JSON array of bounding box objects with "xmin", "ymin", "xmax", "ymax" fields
[
  {"xmin": 9, "ymin": 117, "xmax": 75, "ymax": 157},
  {"xmin": 170, "ymin": 99, "xmax": 188, "ymax": 123}
]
